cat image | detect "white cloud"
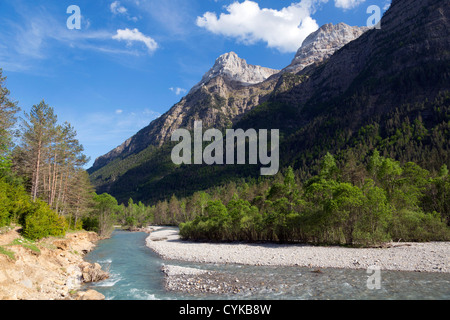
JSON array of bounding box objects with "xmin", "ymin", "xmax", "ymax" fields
[
  {"xmin": 110, "ymin": 1, "xmax": 139, "ymax": 21},
  {"xmin": 0, "ymin": 6, "xmax": 117, "ymax": 72},
  {"xmin": 169, "ymin": 87, "xmax": 187, "ymax": 95},
  {"xmin": 334, "ymin": 0, "xmax": 366, "ymax": 10},
  {"xmin": 0, "ymin": 4, "xmax": 154, "ymax": 73},
  {"xmin": 196, "ymin": 0, "xmax": 321, "ymax": 53},
  {"xmin": 110, "ymin": 1, "xmax": 128, "ymax": 15},
  {"xmin": 112, "ymin": 28, "xmax": 158, "ymax": 54},
  {"xmin": 115, "ymin": 109, "xmax": 123, "ymax": 114}
]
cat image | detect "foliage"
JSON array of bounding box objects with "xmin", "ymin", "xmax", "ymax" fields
[
  {"xmin": 0, "ymin": 246, "xmax": 15, "ymax": 260},
  {"xmin": 116, "ymin": 198, "xmax": 154, "ymax": 229},
  {"xmin": 22, "ymin": 200, "xmax": 67, "ymax": 240},
  {"xmin": 11, "ymin": 237, "xmax": 41, "ymax": 254},
  {"xmin": 0, "ymin": 69, "xmax": 20, "ymax": 175},
  {"xmin": 89, "ymin": 193, "xmax": 119, "ymax": 238},
  {"xmin": 0, "ymin": 72, "xmax": 103, "ymax": 240},
  {"xmin": 178, "ymin": 155, "xmax": 449, "ymax": 246}
]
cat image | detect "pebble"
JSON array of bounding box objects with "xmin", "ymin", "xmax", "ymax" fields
[{"xmin": 147, "ymin": 226, "xmax": 450, "ymax": 274}]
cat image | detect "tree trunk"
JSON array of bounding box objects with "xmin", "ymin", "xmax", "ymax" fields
[{"xmin": 32, "ymin": 139, "xmax": 42, "ymax": 201}]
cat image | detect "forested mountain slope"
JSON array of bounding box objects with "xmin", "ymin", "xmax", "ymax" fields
[{"xmin": 89, "ymin": 0, "xmax": 449, "ymax": 204}]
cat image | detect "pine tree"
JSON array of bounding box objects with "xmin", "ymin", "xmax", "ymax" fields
[
  {"xmin": 66, "ymin": 169, "xmax": 95, "ymax": 229},
  {"xmin": 19, "ymin": 101, "xmax": 57, "ymax": 201},
  {"xmin": 0, "ymin": 69, "xmax": 20, "ymax": 173}
]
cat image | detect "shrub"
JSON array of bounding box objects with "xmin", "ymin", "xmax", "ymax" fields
[
  {"xmin": 23, "ymin": 200, "xmax": 67, "ymax": 240},
  {"xmin": 66, "ymin": 216, "xmax": 84, "ymax": 231},
  {"xmin": 82, "ymin": 216, "xmax": 99, "ymax": 233},
  {"xmin": 0, "ymin": 177, "xmax": 35, "ymax": 227},
  {"xmin": 0, "ymin": 179, "xmax": 13, "ymax": 227},
  {"xmin": 0, "ymin": 191, "xmax": 10, "ymax": 227},
  {"xmin": 390, "ymin": 209, "xmax": 450, "ymax": 242}
]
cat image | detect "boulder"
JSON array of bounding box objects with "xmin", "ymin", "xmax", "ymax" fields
[
  {"xmin": 79, "ymin": 262, "xmax": 109, "ymax": 283},
  {"xmin": 77, "ymin": 289, "xmax": 105, "ymax": 300}
]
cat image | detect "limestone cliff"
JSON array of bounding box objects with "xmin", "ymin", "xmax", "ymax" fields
[
  {"xmin": 90, "ymin": 23, "xmax": 369, "ymax": 172},
  {"xmin": 90, "ymin": 51, "xmax": 279, "ymax": 170},
  {"xmin": 190, "ymin": 52, "xmax": 279, "ymax": 93},
  {"xmin": 283, "ymin": 23, "xmax": 368, "ymax": 74}
]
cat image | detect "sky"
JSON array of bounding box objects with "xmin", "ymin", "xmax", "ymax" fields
[{"xmin": 0, "ymin": 0, "xmax": 391, "ymax": 168}]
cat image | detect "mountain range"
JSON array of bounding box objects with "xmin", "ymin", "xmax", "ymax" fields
[{"xmin": 88, "ymin": 0, "xmax": 450, "ymax": 204}]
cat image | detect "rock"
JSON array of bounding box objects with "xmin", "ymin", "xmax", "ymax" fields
[
  {"xmin": 21, "ymin": 278, "xmax": 33, "ymax": 289},
  {"xmin": 190, "ymin": 52, "xmax": 279, "ymax": 93},
  {"xmin": 90, "ymin": 51, "xmax": 280, "ymax": 173},
  {"xmin": 312, "ymin": 269, "xmax": 324, "ymax": 274},
  {"xmin": 79, "ymin": 261, "xmax": 108, "ymax": 283},
  {"xmin": 0, "ymin": 230, "xmax": 102, "ymax": 300},
  {"xmin": 77, "ymin": 290, "xmax": 105, "ymax": 300},
  {"xmin": 161, "ymin": 265, "xmax": 208, "ymax": 276},
  {"xmin": 82, "ymin": 268, "xmax": 109, "ymax": 283},
  {"xmin": 89, "ymin": 23, "xmax": 369, "ymax": 188},
  {"xmin": 80, "ymin": 263, "xmax": 109, "ymax": 283},
  {"xmin": 53, "ymin": 279, "xmax": 65, "ymax": 286},
  {"xmin": 129, "ymin": 227, "xmax": 152, "ymax": 233},
  {"xmin": 53, "ymin": 240, "xmax": 69, "ymax": 251},
  {"xmin": 283, "ymin": 23, "xmax": 368, "ymax": 74}
]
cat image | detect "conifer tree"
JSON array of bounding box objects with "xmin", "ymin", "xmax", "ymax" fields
[
  {"xmin": 0, "ymin": 69, "xmax": 20, "ymax": 173},
  {"xmin": 20, "ymin": 101, "xmax": 57, "ymax": 201}
]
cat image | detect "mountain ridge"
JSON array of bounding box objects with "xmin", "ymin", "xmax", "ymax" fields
[
  {"xmin": 90, "ymin": 23, "xmax": 368, "ymax": 172},
  {"xmin": 283, "ymin": 22, "xmax": 368, "ymax": 74},
  {"xmin": 89, "ymin": 0, "xmax": 449, "ymax": 205},
  {"xmin": 189, "ymin": 51, "xmax": 279, "ymax": 94}
]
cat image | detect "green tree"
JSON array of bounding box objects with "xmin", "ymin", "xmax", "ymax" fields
[
  {"xmin": 226, "ymin": 196, "xmax": 260, "ymax": 241},
  {"xmin": 168, "ymin": 194, "xmax": 181, "ymax": 225},
  {"xmin": 325, "ymin": 182, "xmax": 364, "ymax": 245},
  {"xmin": 204, "ymin": 200, "xmax": 229, "ymax": 241},
  {"xmin": 22, "ymin": 200, "xmax": 67, "ymax": 240},
  {"xmin": 18, "ymin": 101, "xmax": 57, "ymax": 201},
  {"xmin": 356, "ymin": 180, "xmax": 393, "ymax": 245},
  {"xmin": 0, "ymin": 69, "xmax": 20, "ymax": 175},
  {"xmin": 0, "ymin": 179, "xmax": 11, "ymax": 226},
  {"xmin": 319, "ymin": 152, "xmax": 339, "ymax": 180},
  {"xmin": 422, "ymin": 164, "xmax": 450, "ymax": 224},
  {"xmin": 65, "ymin": 169, "xmax": 95, "ymax": 230},
  {"xmin": 91, "ymin": 193, "xmax": 119, "ymax": 238}
]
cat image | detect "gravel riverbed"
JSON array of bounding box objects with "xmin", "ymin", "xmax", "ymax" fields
[
  {"xmin": 146, "ymin": 226, "xmax": 450, "ymax": 295},
  {"xmin": 146, "ymin": 227, "xmax": 449, "ymax": 273}
]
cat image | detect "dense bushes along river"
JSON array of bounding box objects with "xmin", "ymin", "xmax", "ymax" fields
[{"xmin": 179, "ymin": 152, "xmax": 450, "ymax": 246}]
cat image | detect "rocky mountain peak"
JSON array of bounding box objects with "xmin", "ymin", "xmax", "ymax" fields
[
  {"xmin": 284, "ymin": 22, "xmax": 369, "ymax": 73},
  {"xmin": 190, "ymin": 51, "xmax": 279, "ymax": 93}
]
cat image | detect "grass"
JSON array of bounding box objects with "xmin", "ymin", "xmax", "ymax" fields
[
  {"xmin": 10, "ymin": 238, "xmax": 41, "ymax": 254},
  {"xmin": 0, "ymin": 246, "xmax": 15, "ymax": 261},
  {"xmin": 0, "ymin": 236, "xmax": 44, "ymax": 260}
]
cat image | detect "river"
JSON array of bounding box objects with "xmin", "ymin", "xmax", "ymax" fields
[{"xmin": 83, "ymin": 229, "xmax": 450, "ymax": 300}]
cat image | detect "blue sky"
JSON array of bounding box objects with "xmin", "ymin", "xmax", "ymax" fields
[{"xmin": 0, "ymin": 0, "xmax": 390, "ymax": 168}]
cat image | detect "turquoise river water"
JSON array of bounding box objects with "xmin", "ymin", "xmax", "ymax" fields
[{"xmin": 83, "ymin": 229, "xmax": 450, "ymax": 300}]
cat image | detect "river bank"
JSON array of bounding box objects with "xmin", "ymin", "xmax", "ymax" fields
[
  {"xmin": 146, "ymin": 226, "xmax": 450, "ymax": 273},
  {"xmin": 0, "ymin": 226, "xmax": 109, "ymax": 300},
  {"xmin": 146, "ymin": 226, "xmax": 450, "ymax": 296}
]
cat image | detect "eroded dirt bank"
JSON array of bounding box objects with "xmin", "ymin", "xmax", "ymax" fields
[{"xmin": 0, "ymin": 227, "xmax": 109, "ymax": 300}]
